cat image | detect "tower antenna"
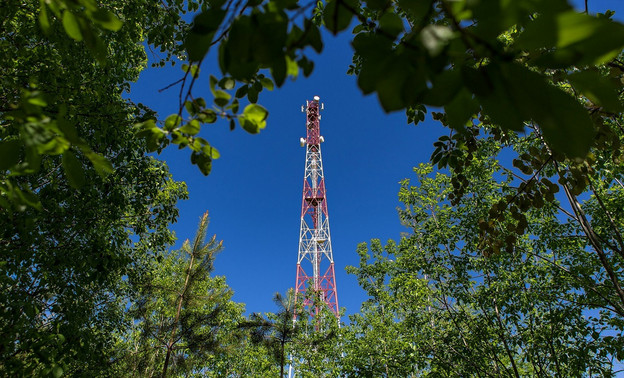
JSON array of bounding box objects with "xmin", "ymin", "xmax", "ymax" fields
[{"xmin": 294, "ymin": 95, "xmax": 339, "ymax": 319}]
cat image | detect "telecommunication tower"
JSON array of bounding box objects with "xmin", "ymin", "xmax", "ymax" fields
[{"xmin": 294, "ymin": 96, "xmax": 339, "ymax": 319}]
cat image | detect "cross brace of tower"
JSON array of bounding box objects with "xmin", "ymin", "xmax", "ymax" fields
[{"xmin": 294, "ymin": 96, "xmax": 339, "ymax": 319}]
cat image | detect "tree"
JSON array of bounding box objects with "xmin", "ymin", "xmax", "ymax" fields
[
  {"xmin": 248, "ymin": 290, "xmax": 302, "ymax": 378},
  {"xmin": 0, "ymin": 2, "xmax": 189, "ymax": 374},
  {"xmin": 343, "ymin": 150, "xmax": 623, "ymax": 375},
  {"xmin": 287, "ymin": 294, "xmax": 343, "ymax": 378},
  {"xmin": 0, "ymin": 0, "xmax": 194, "ymax": 209},
  {"xmin": 204, "ymin": 336, "xmax": 279, "ymax": 377},
  {"xmin": 0, "ymin": 71, "xmax": 187, "ymax": 375},
  {"xmin": 117, "ymin": 212, "xmax": 245, "ymax": 377}
]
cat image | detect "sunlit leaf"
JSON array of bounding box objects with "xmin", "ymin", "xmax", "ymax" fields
[
  {"xmin": 85, "ymin": 151, "xmax": 113, "ymax": 176},
  {"xmin": 240, "ymin": 104, "xmax": 268, "ymax": 134},
  {"xmin": 179, "ymin": 120, "xmax": 201, "ymax": 135},
  {"xmin": 165, "ymin": 114, "xmax": 182, "ymax": 131},
  {"xmin": 62, "ymin": 11, "xmax": 83, "ymax": 41}
]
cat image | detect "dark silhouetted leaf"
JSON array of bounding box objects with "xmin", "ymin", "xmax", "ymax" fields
[{"xmin": 62, "ymin": 151, "xmax": 85, "ymax": 189}]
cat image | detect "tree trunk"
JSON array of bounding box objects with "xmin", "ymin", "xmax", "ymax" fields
[
  {"xmin": 280, "ymin": 339, "xmax": 286, "ymax": 378},
  {"xmin": 161, "ymin": 250, "xmax": 197, "ymax": 377}
]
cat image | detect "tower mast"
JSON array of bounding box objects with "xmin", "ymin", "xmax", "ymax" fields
[{"xmin": 295, "ymin": 96, "xmax": 339, "ymax": 319}]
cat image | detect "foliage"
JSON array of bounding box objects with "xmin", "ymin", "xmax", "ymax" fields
[
  {"xmin": 343, "ymin": 145, "xmax": 624, "ymax": 375},
  {"xmin": 0, "ymin": 0, "xmax": 190, "ymax": 209},
  {"xmin": 116, "ymin": 212, "xmax": 245, "ymax": 377},
  {"xmin": 4, "ymin": 0, "xmax": 624, "ymax": 375},
  {"xmin": 0, "ymin": 75, "xmax": 187, "ymax": 375},
  {"xmin": 203, "ymin": 337, "xmax": 279, "ymax": 377},
  {"xmin": 0, "ymin": 2, "xmax": 189, "ymax": 374},
  {"xmin": 247, "ymin": 290, "xmax": 302, "ymax": 378},
  {"xmin": 287, "ymin": 295, "xmax": 343, "ymax": 378}
]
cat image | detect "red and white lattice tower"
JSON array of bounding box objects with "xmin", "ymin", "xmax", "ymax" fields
[{"xmin": 294, "ymin": 96, "xmax": 339, "ymax": 319}]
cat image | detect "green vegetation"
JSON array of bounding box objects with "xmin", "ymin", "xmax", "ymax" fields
[{"xmin": 1, "ymin": 0, "xmax": 624, "ymax": 376}]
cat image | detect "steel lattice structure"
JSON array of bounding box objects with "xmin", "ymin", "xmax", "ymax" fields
[{"xmin": 294, "ymin": 96, "xmax": 339, "ymax": 319}]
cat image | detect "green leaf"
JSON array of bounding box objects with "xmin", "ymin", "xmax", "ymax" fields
[
  {"xmin": 80, "ymin": 0, "xmax": 99, "ymax": 12},
  {"xmin": 57, "ymin": 117, "xmax": 80, "ymax": 144},
  {"xmin": 186, "ymin": 33, "xmax": 213, "ymax": 62},
  {"xmin": 298, "ymin": 56, "xmax": 314, "ymax": 77},
  {"xmin": 179, "ymin": 120, "xmax": 201, "ymax": 135},
  {"xmin": 185, "ymin": 9, "xmax": 226, "ymax": 61},
  {"xmin": 80, "ymin": 24, "xmax": 107, "ymax": 64},
  {"xmin": 199, "ymin": 109, "xmax": 217, "ymax": 123},
  {"xmin": 38, "ymin": 0, "xmax": 51, "ymax": 34},
  {"xmin": 248, "ymin": 87, "xmax": 259, "ymax": 103},
  {"xmin": 420, "ymin": 25, "xmax": 454, "ymax": 56},
  {"xmin": 260, "ymin": 77, "xmax": 274, "ymax": 91},
  {"xmin": 191, "ymin": 152, "xmax": 212, "ymax": 175},
  {"xmin": 482, "ymin": 62, "xmax": 595, "ymax": 158},
  {"xmin": 444, "ymin": 88, "xmax": 478, "ymax": 130},
  {"xmin": 518, "ymin": 10, "xmax": 624, "ymax": 68},
  {"xmin": 185, "ymin": 100, "xmax": 199, "ymax": 116},
  {"xmin": 397, "ymin": 0, "xmax": 433, "ymax": 23},
  {"xmin": 250, "ymin": 12, "xmax": 288, "ymax": 66},
  {"xmin": 423, "ymin": 69, "xmax": 463, "ymax": 107},
  {"xmin": 221, "ymin": 16, "xmax": 260, "ymax": 80},
  {"xmin": 379, "ymin": 12, "xmax": 403, "ymax": 39},
  {"xmin": 214, "ymin": 90, "xmax": 231, "ymax": 107},
  {"xmin": 323, "ymin": 0, "xmax": 355, "ymax": 35},
  {"xmin": 235, "ymin": 85, "xmax": 249, "ymax": 98},
  {"xmin": 62, "ymin": 11, "xmax": 83, "ymax": 41},
  {"xmin": 567, "ymin": 70, "xmax": 622, "ymax": 112},
  {"xmin": 0, "ymin": 140, "xmax": 21, "ymax": 170},
  {"xmin": 271, "ymin": 56, "xmax": 287, "ymax": 87},
  {"xmin": 27, "ymin": 94, "xmax": 47, "ymax": 107},
  {"xmin": 84, "ymin": 151, "xmax": 113, "ymax": 177},
  {"xmin": 88, "ymin": 8, "xmax": 123, "ymax": 31},
  {"xmin": 366, "ymin": 0, "xmax": 389, "ymax": 11},
  {"xmin": 164, "ymin": 114, "xmax": 182, "ymax": 131},
  {"xmin": 195, "ymin": 97, "xmax": 207, "ymax": 108},
  {"xmin": 62, "ymin": 151, "xmax": 85, "ymax": 189},
  {"xmin": 305, "ymin": 20, "xmax": 323, "ymax": 53},
  {"xmin": 477, "ymin": 64, "xmax": 525, "ymax": 131},
  {"xmin": 376, "ymin": 65, "xmax": 408, "ymax": 111},
  {"xmin": 353, "ymin": 33, "xmax": 394, "ymax": 94},
  {"xmin": 461, "ymin": 65, "xmax": 494, "ymax": 97},
  {"xmin": 52, "ymin": 366, "xmax": 63, "ymax": 378},
  {"xmin": 190, "ymin": 65, "xmax": 200, "ymax": 78},
  {"xmin": 202, "ymin": 145, "xmax": 221, "ymax": 159},
  {"xmin": 240, "ymin": 104, "xmax": 269, "ymax": 134},
  {"xmin": 227, "ymin": 99, "xmax": 240, "ymax": 113},
  {"xmin": 286, "ymin": 56, "xmax": 299, "ymax": 78},
  {"xmin": 219, "ymin": 77, "xmax": 235, "ymax": 90},
  {"xmin": 209, "ymin": 75, "xmax": 218, "ymax": 93}
]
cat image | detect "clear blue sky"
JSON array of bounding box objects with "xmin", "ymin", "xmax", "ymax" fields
[{"xmin": 129, "ymin": 0, "xmax": 623, "ymax": 318}]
